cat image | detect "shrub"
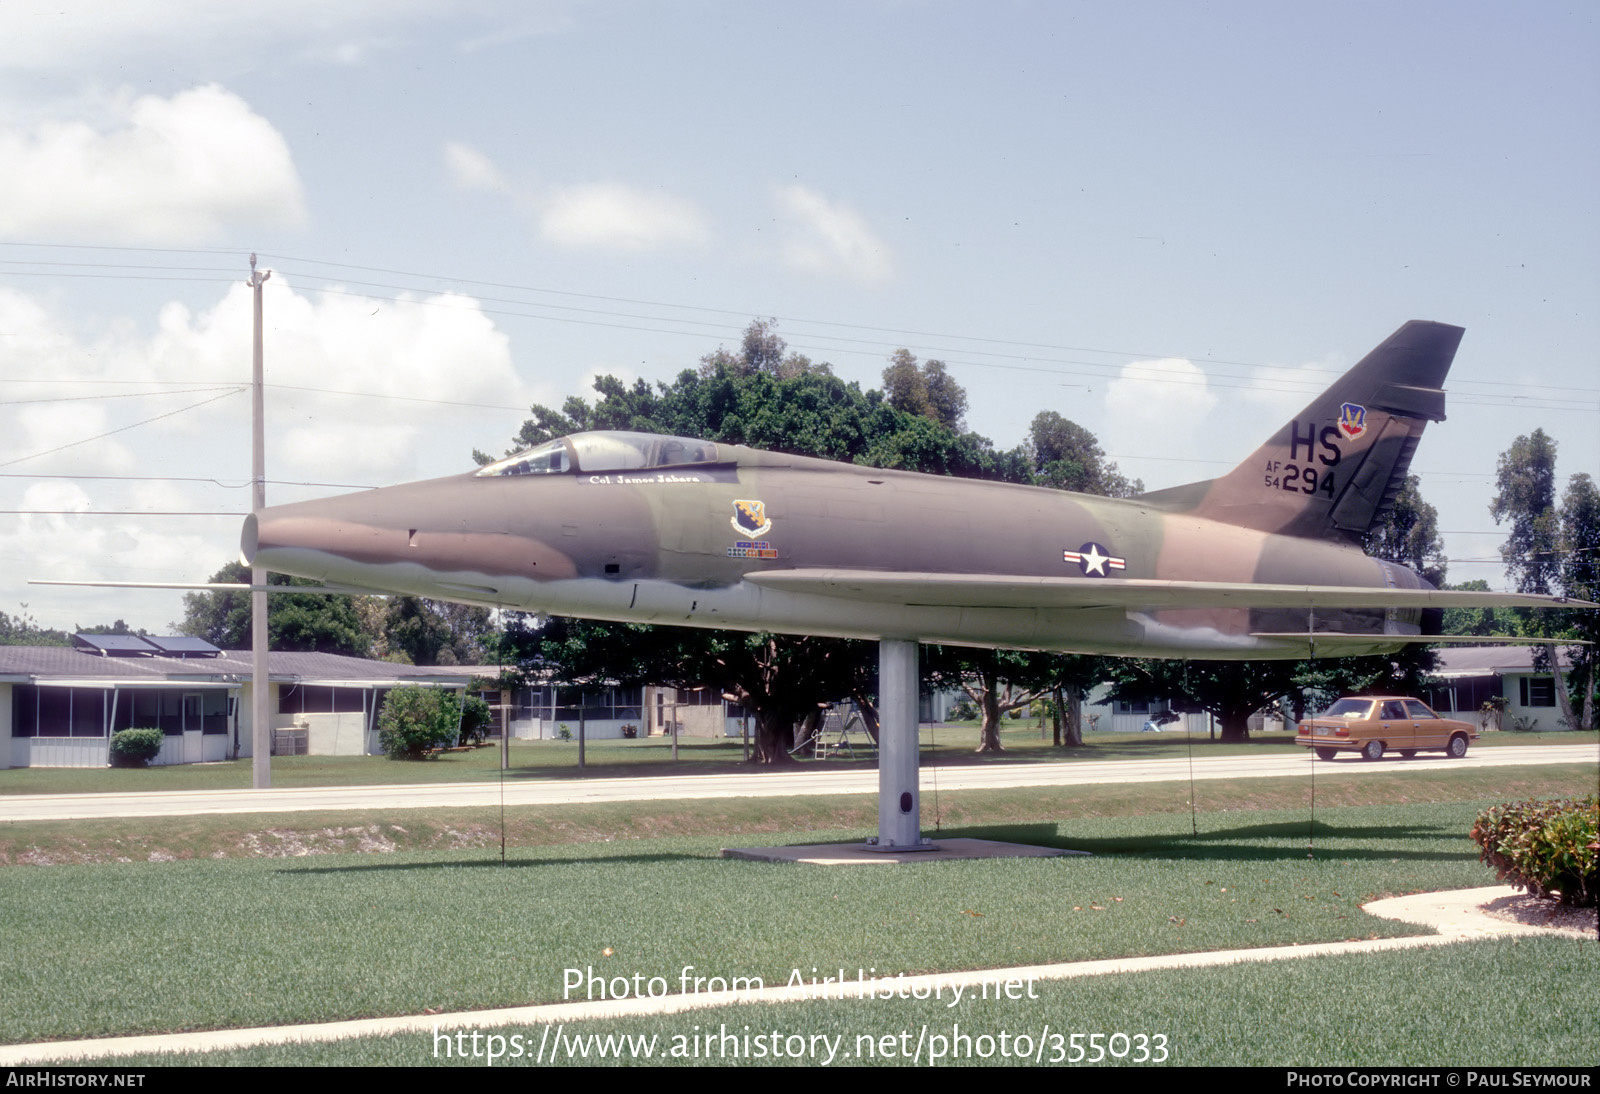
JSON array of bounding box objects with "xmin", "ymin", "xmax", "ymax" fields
[
  {"xmin": 457, "ymin": 695, "xmax": 492, "ymax": 746},
  {"xmin": 1471, "ymin": 796, "xmax": 1598, "ymax": 907},
  {"xmin": 376, "ymin": 687, "xmax": 460, "ymax": 760},
  {"xmin": 109, "ymin": 728, "xmax": 164, "ymax": 768},
  {"xmin": 947, "ymin": 699, "xmax": 978, "ymax": 722}
]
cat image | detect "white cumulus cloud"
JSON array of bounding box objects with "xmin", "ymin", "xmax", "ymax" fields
[
  {"xmin": 444, "ymin": 141, "xmax": 509, "ymax": 192},
  {"xmin": 0, "ymin": 278, "xmax": 527, "ymax": 629},
  {"xmin": 538, "ymin": 182, "xmax": 710, "ymax": 251},
  {"xmin": 1102, "ymin": 357, "xmax": 1220, "ymax": 467},
  {"xmin": 149, "ymin": 278, "xmax": 521, "ymax": 478},
  {"xmin": 0, "ymin": 85, "xmax": 306, "ymax": 244},
  {"xmin": 774, "ymin": 183, "xmax": 893, "ymax": 285}
]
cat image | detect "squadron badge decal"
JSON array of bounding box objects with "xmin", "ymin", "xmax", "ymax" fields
[
  {"xmin": 731, "ymin": 499, "xmax": 772, "ymax": 539},
  {"xmin": 1337, "ymin": 402, "xmax": 1368, "ymax": 441},
  {"xmin": 1063, "ymin": 542, "xmax": 1126, "ymax": 577}
]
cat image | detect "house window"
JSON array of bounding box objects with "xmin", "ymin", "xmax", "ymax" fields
[
  {"xmin": 279, "ymin": 685, "xmax": 367, "ymax": 715},
  {"xmin": 1519, "ymin": 677, "xmax": 1555, "ymax": 707},
  {"xmin": 11, "ymin": 686, "xmax": 107, "ymax": 737}
]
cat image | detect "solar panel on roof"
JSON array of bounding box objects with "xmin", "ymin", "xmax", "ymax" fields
[
  {"xmin": 144, "ymin": 636, "xmax": 222, "ymax": 657},
  {"xmin": 72, "ymin": 633, "xmax": 157, "ymax": 656}
]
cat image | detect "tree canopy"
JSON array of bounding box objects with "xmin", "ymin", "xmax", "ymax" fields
[
  {"xmin": 1490, "ymin": 431, "xmax": 1598, "ymax": 730},
  {"xmin": 494, "ymin": 319, "xmax": 1130, "ymax": 761},
  {"xmin": 176, "ymin": 563, "xmax": 489, "ymax": 663},
  {"xmin": 881, "ymin": 349, "xmax": 968, "ymax": 431},
  {"xmin": 1364, "ymin": 474, "xmax": 1447, "ymax": 587}
]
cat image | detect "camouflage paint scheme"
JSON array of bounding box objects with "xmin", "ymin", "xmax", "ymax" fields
[{"xmin": 244, "ymin": 321, "xmax": 1580, "ymax": 659}]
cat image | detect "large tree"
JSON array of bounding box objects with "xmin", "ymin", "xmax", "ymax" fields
[
  {"xmin": 1106, "ymin": 658, "xmax": 1304, "ymax": 743},
  {"xmin": 517, "ymin": 616, "xmax": 875, "ymax": 763},
  {"xmin": 924, "ymin": 647, "xmax": 1059, "ymax": 753},
  {"xmin": 1024, "ymin": 410, "xmax": 1141, "ymax": 497},
  {"xmin": 881, "ymin": 349, "xmax": 968, "ymax": 430},
  {"xmin": 1364, "ymin": 473, "xmax": 1447, "ymax": 587},
  {"xmin": 1439, "ymin": 579, "xmax": 1522, "ymax": 638},
  {"xmin": 494, "ymin": 319, "xmax": 1128, "ymax": 761},
  {"xmin": 177, "ymin": 561, "xmax": 373, "ymax": 656},
  {"xmin": 1489, "ymin": 431, "xmax": 1595, "ymax": 729},
  {"xmin": 376, "ymin": 597, "xmax": 493, "ymax": 666},
  {"xmin": 1491, "ymin": 430, "xmax": 1560, "ymax": 595},
  {"xmin": 1555, "ymin": 472, "xmax": 1599, "ymax": 729}
]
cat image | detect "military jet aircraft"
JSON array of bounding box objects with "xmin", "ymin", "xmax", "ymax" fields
[{"xmin": 244, "ymin": 320, "xmax": 1581, "ymax": 657}]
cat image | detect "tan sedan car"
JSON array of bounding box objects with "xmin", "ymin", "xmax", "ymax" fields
[{"xmin": 1296, "ymin": 697, "xmax": 1477, "ymax": 761}]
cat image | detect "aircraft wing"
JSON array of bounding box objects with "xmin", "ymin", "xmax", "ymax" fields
[
  {"xmin": 744, "ymin": 570, "xmax": 1593, "ymax": 611},
  {"xmin": 1247, "ymin": 632, "xmax": 1593, "ymax": 657}
]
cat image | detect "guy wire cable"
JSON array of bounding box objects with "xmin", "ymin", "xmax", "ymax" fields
[
  {"xmin": 1184, "ymin": 660, "xmax": 1198, "ymax": 838},
  {"xmin": 496, "ymin": 609, "xmax": 507, "ymax": 866},
  {"xmin": 1307, "ymin": 624, "xmax": 1317, "ymax": 859}
]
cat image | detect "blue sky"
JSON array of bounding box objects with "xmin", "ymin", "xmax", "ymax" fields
[{"xmin": 1, "ymin": 1, "xmax": 1596, "ymax": 631}]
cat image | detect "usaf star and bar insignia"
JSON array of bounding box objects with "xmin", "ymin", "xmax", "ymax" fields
[{"xmin": 1063, "ymin": 542, "xmax": 1126, "ymax": 577}]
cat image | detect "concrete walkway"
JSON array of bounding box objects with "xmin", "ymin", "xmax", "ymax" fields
[{"xmin": 1, "ymin": 886, "xmax": 1590, "ymax": 1065}]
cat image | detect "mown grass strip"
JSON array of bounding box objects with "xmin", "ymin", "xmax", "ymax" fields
[
  {"xmin": 88, "ymin": 936, "xmax": 1599, "ymax": 1067},
  {"xmin": 0, "ymin": 793, "xmax": 1569, "ymax": 1044},
  {"xmin": 2, "ymin": 763, "xmax": 1591, "ymax": 866}
]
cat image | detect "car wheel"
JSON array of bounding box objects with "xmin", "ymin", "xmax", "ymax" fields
[
  {"xmin": 1399, "ymin": 750, "xmax": 1416, "ymax": 759},
  {"xmin": 1362, "ymin": 740, "xmax": 1384, "ymax": 761},
  {"xmin": 1447, "ymin": 735, "xmax": 1468, "ymax": 759},
  {"xmin": 1315, "ymin": 748, "xmax": 1337, "ymax": 761}
]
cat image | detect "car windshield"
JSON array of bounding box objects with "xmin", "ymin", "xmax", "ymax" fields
[
  {"xmin": 1322, "ymin": 699, "xmax": 1374, "ymax": 718},
  {"xmin": 475, "ymin": 431, "xmax": 720, "ymax": 477}
]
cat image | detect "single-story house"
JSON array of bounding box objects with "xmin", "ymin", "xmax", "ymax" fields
[
  {"xmin": 411, "ymin": 663, "xmax": 752, "ymax": 742},
  {"xmin": 1424, "ymin": 645, "xmax": 1578, "ymax": 731},
  {"xmin": 2, "ymin": 635, "xmax": 467, "ymax": 768}
]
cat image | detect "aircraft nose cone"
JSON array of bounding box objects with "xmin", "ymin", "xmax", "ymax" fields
[
  {"xmin": 241, "ymin": 472, "xmax": 579, "ymax": 594},
  {"xmin": 240, "ymin": 512, "xmax": 259, "ymax": 564},
  {"xmin": 245, "ymin": 483, "xmax": 432, "ymax": 583}
]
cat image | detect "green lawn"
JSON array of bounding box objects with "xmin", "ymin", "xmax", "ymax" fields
[
  {"xmin": 95, "ymin": 936, "xmax": 1599, "ymax": 1067},
  {"xmin": 4, "ymin": 782, "xmax": 1596, "ymax": 1047}
]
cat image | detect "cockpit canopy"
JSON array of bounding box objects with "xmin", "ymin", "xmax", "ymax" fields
[{"xmin": 475, "ymin": 431, "xmax": 722, "ymax": 477}]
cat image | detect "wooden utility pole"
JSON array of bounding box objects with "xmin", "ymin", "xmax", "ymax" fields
[{"xmin": 249, "ymin": 255, "xmax": 272, "ymax": 789}]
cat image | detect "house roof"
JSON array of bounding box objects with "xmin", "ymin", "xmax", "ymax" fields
[
  {"xmin": 1430, "ymin": 645, "xmax": 1573, "ymax": 679},
  {"xmin": 0, "ymin": 645, "xmax": 464, "ymax": 687}
]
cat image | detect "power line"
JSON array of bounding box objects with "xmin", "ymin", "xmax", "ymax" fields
[
  {"xmin": 0, "ymin": 385, "xmax": 240, "ymax": 406},
  {"xmin": 5, "ymin": 241, "xmax": 1594, "ymax": 398},
  {"xmin": 0, "ymin": 472, "xmax": 374, "ymax": 489},
  {"xmin": 0, "ymin": 388, "xmax": 245, "ymax": 469}
]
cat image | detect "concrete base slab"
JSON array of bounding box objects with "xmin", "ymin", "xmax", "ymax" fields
[{"xmin": 722, "ymin": 837, "xmax": 1087, "ymax": 864}]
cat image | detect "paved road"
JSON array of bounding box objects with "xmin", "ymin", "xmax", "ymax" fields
[{"xmin": 2, "ymin": 745, "xmax": 1593, "ymax": 821}]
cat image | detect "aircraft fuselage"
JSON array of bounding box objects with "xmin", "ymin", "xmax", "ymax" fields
[{"xmin": 245, "ymin": 443, "xmax": 1422, "ymax": 659}]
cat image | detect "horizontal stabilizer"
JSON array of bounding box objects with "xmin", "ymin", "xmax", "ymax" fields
[{"xmin": 746, "ymin": 570, "xmax": 1593, "ymax": 612}]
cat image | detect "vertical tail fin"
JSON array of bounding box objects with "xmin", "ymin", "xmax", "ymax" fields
[{"xmin": 1137, "ymin": 320, "xmax": 1462, "ymax": 540}]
